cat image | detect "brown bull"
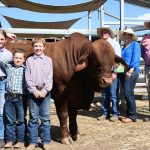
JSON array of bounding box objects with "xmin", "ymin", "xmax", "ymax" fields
[{"xmin": 6, "ymin": 32, "xmax": 127, "ymax": 144}]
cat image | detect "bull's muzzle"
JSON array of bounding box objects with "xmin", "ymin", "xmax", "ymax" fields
[{"xmin": 101, "ymin": 77, "xmax": 113, "ymax": 85}]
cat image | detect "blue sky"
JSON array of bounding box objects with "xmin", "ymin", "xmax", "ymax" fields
[{"xmin": 0, "ymin": 0, "xmax": 150, "ymax": 31}]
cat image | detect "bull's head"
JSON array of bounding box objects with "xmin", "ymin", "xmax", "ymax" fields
[{"xmin": 91, "ymin": 39, "xmax": 127, "ymax": 89}]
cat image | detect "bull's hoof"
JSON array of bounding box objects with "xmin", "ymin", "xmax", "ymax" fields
[
  {"xmin": 61, "ymin": 137, "xmax": 73, "ymax": 144},
  {"xmin": 71, "ymin": 134, "xmax": 80, "ymax": 141}
]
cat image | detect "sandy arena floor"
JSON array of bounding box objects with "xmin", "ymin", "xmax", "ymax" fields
[{"xmin": 1, "ymin": 98, "xmax": 150, "ymax": 150}]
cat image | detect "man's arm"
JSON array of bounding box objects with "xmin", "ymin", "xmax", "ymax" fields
[{"xmin": 141, "ymin": 37, "xmax": 146, "ymax": 59}]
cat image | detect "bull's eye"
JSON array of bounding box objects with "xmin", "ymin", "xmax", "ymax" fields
[
  {"xmin": 99, "ymin": 67, "xmax": 102, "ymax": 71},
  {"xmin": 93, "ymin": 60, "xmax": 99, "ymax": 66}
]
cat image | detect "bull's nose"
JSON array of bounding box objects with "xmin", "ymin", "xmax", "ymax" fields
[{"xmin": 102, "ymin": 77, "xmax": 113, "ymax": 84}]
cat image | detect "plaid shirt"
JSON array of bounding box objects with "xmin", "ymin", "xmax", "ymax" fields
[{"xmin": 0, "ymin": 61, "xmax": 26, "ymax": 94}]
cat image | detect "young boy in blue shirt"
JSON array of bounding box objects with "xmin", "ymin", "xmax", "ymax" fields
[{"xmin": 0, "ymin": 48, "xmax": 26, "ymax": 148}]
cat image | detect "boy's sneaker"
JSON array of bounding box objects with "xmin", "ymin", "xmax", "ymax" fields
[
  {"xmin": 5, "ymin": 141, "xmax": 13, "ymax": 148},
  {"xmin": 143, "ymin": 116, "xmax": 150, "ymax": 122},
  {"xmin": 109, "ymin": 116, "xmax": 119, "ymax": 122},
  {"xmin": 43, "ymin": 143, "xmax": 50, "ymax": 150},
  {"xmin": 14, "ymin": 142, "xmax": 24, "ymax": 148},
  {"xmin": 0, "ymin": 139, "xmax": 5, "ymax": 148},
  {"xmin": 27, "ymin": 144, "xmax": 36, "ymax": 150},
  {"xmin": 97, "ymin": 115, "xmax": 107, "ymax": 121}
]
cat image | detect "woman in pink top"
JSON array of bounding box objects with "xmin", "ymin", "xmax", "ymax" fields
[{"xmin": 141, "ymin": 20, "xmax": 150, "ymax": 122}]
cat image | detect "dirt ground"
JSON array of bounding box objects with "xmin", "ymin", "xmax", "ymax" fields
[
  {"xmin": 1, "ymin": 97, "xmax": 150, "ymax": 150},
  {"xmin": 48, "ymin": 99, "xmax": 150, "ymax": 150}
]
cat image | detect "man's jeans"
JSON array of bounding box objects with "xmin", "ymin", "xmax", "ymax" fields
[
  {"xmin": 119, "ymin": 71, "xmax": 139, "ymax": 121},
  {"xmin": 0, "ymin": 80, "xmax": 6, "ymax": 140},
  {"xmin": 28, "ymin": 93, "xmax": 51, "ymax": 144},
  {"xmin": 101, "ymin": 77, "xmax": 119, "ymax": 117},
  {"xmin": 4, "ymin": 95, "xmax": 25, "ymax": 143}
]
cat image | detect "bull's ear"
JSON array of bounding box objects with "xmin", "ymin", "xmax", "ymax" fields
[
  {"xmin": 115, "ymin": 55, "xmax": 128, "ymax": 71},
  {"xmin": 75, "ymin": 61, "xmax": 88, "ymax": 72}
]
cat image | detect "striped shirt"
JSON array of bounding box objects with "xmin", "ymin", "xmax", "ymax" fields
[
  {"xmin": 25, "ymin": 54, "xmax": 53, "ymax": 95},
  {"xmin": 0, "ymin": 61, "xmax": 26, "ymax": 94}
]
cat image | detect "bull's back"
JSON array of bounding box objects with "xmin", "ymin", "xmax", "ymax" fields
[{"xmin": 6, "ymin": 40, "xmax": 33, "ymax": 57}]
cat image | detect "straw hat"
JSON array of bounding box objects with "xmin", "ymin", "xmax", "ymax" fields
[
  {"xmin": 97, "ymin": 27, "xmax": 115, "ymax": 39},
  {"xmin": 144, "ymin": 21, "xmax": 150, "ymax": 29},
  {"xmin": 119, "ymin": 28, "xmax": 137, "ymax": 41}
]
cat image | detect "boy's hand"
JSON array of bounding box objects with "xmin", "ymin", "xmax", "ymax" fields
[
  {"xmin": 34, "ymin": 90, "xmax": 46, "ymax": 99},
  {"xmin": 38, "ymin": 91, "xmax": 46, "ymax": 98},
  {"xmin": 34, "ymin": 91, "xmax": 41, "ymax": 98}
]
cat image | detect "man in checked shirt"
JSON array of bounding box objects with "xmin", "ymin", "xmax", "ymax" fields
[{"xmin": 0, "ymin": 48, "xmax": 26, "ymax": 149}]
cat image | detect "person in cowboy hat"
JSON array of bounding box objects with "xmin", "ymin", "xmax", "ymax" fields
[
  {"xmin": 119, "ymin": 28, "xmax": 140, "ymax": 123},
  {"xmin": 141, "ymin": 20, "xmax": 150, "ymax": 122},
  {"xmin": 97, "ymin": 26, "xmax": 122, "ymax": 122},
  {"xmin": 144, "ymin": 21, "xmax": 150, "ymax": 29}
]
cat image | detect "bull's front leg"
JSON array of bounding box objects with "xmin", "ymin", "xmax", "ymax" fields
[
  {"xmin": 68, "ymin": 108, "xmax": 79, "ymax": 141},
  {"xmin": 55, "ymin": 101, "xmax": 73, "ymax": 144}
]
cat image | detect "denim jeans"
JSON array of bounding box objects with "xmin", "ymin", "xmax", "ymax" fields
[
  {"xmin": 119, "ymin": 71, "xmax": 139, "ymax": 121},
  {"xmin": 28, "ymin": 93, "xmax": 51, "ymax": 144},
  {"xmin": 101, "ymin": 76, "xmax": 119, "ymax": 117},
  {"xmin": 4, "ymin": 95, "xmax": 25, "ymax": 143},
  {"xmin": 0, "ymin": 80, "xmax": 6, "ymax": 140}
]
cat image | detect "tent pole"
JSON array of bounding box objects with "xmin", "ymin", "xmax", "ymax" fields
[
  {"xmin": 120, "ymin": 0, "xmax": 125, "ymax": 30},
  {"xmin": 100, "ymin": 5, "xmax": 104, "ymax": 27},
  {"xmin": 88, "ymin": 11, "xmax": 92, "ymax": 41}
]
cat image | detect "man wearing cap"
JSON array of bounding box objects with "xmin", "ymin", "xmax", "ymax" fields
[
  {"xmin": 141, "ymin": 21, "xmax": 150, "ymax": 122},
  {"xmin": 97, "ymin": 27, "xmax": 121, "ymax": 122}
]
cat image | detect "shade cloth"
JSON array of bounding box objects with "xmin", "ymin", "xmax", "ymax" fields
[
  {"xmin": 1, "ymin": 0, "xmax": 106, "ymax": 13},
  {"xmin": 115, "ymin": 0, "xmax": 150, "ymax": 8},
  {"xmin": 125, "ymin": 0, "xmax": 150, "ymax": 8},
  {"xmin": 10, "ymin": 34, "xmax": 64, "ymax": 38},
  {"xmin": 2, "ymin": 15, "xmax": 80, "ymax": 29}
]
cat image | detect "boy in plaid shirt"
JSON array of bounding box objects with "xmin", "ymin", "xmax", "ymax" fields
[{"xmin": 0, "ymin": 48, "xmax": 26, "ymax": 148}]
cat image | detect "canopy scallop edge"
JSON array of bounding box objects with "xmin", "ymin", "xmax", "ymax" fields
[
  {"xmin": 2, "ymin": 15, "xmax": 80, "ymax": 29},
  {"xmin": 1, "ymin": 0, "xmax": 107, "ymax": 13}
]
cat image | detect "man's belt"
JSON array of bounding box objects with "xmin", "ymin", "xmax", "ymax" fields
[{"xmin": 0, "ymin": 76, "xmax": 7, "ymax": 81}]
